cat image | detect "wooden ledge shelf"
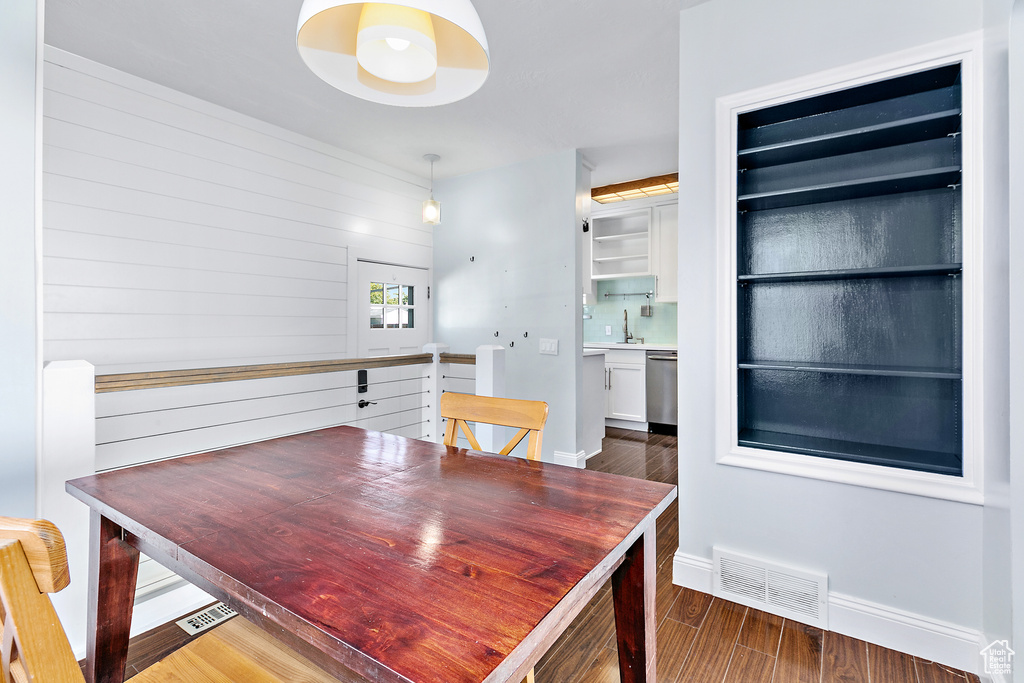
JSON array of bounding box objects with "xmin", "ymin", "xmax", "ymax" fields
[
  {"xmin": 738, "ymin": 263, "xmax": 962, "ymax": 284},
  {"xmin": 438, "ymin": 353, "xmax": 476, "ymax": 365},
  {"xmin": 95, "ymin": 354, "xmax": 435, "ymax": 393}
]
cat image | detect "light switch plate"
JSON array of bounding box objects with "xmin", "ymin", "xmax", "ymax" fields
[
  {"xmin": 605, "ymin": 326, "xmax": 612, "ymax": 336},
  {"xmin": 539, "ymin": 338, "xmax": 558, "ymax": 355}
]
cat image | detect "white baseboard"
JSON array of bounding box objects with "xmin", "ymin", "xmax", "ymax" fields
[
  {"xmin": 605, "ymin": 418, "xmax": 648, "ymax": 431},
  {"xmin": 553, "ymin": 450, "xmax": 587, "ymax": 469},
  {"xmin": 829, "ymin": 592, "xmax": 983, "ymax": 674},
  {"xmin": 672, "ymin": 551, "xmax": 713, "ymax": 593},
  {"xmin": 672, "ymin": 550, "xmax": 984, "ymax": 677}
]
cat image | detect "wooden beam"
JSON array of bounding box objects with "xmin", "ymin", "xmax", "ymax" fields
[{"xmin": 591, "ymin": 173, "xmax": 678, "ymax": 199}]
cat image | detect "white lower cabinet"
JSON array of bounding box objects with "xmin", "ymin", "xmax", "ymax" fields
[{"xmin": 605, "ymin": 362, "xmax": 646, "ymax": 422}]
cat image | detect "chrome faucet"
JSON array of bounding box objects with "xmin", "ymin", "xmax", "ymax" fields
[{"xmin": 623, "ymin": 309, "xmax": 633, "ymax": 344}]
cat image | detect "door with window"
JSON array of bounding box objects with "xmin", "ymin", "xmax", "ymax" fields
[{"xmin": 356, "ymin": 261, "xmax": 430, "ymax": 357}]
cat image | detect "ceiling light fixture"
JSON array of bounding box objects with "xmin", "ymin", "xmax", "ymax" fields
[
  {"xmin": 591, "ymin": 173, "xmax": 680, "ymax": 204},
  {"xmin": 296, "ymin": 1, "xmax": 490, "ymax": 107},
  {"xmin": 422, "ymin": 153, "xmax": 441, "ymax": 225}
]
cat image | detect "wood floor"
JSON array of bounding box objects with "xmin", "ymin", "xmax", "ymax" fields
[
  {"xmin": 533, "ymin": 428, "xmax": 980, "ymax": 683},
  {"xmin": 120, "ymin": 427, "xmax": 980, "ymax": 682}
]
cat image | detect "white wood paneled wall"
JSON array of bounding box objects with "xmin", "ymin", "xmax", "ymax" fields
[{"xmin": 41, "ymin": 47, "xmax": 432, "ymax": 374}]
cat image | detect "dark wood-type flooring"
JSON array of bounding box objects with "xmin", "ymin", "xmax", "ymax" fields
[{"xmin": 118, "ymin": 427, "xmax": 980, "ymax": 682}]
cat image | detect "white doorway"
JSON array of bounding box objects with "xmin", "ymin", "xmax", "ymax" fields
[{"xmin": 354, "ymin": 260, "xmax": 430, "ymax": 357}]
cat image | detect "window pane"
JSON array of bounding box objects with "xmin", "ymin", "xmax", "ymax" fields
[
  {"xmin": 369, "ymin": 306, "xmax": 383, "ymax": 329},
  {"xmin": 401, "ymin": 308, "xmax": 415, "ymax": 329},
  {"xmin": 386, "ymin": 284, "xmax": 400, "ymax": 305},
  {"xmin": 402, "ymin": 285, "xmax": 414, "ymax": 306},
  {"xmin": 385, "ymin": 307, "xmax": 400, "ymax": 328},
  {"xmin": 370, "ymin": 282, "xmax": 384, "ymax": 305}
]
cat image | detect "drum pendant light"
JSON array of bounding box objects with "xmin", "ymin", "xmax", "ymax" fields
[{"xmin": 297, "ymin": 1, "xmax": 490, "ymax": 107}]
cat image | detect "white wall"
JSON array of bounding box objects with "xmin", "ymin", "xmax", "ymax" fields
[
  {"xmin": 1009, "ymin": 0, "xmax": 1024, "ymax": 671},
  {"xmin": 42, "ymin": 48, "xmax": 432, "ymax": 375},
  {"xmin": 676, "ymin": 0, "xmax": 1005, "ymax": 664},
  {"xmin": 980, "ymin": 0, "xmax": 1016, "ymax": 670},
  {"xmin": 0, "ymin": 0, "xmax": 41, "ymax": 518},
  {"xmin": 433, "ymin": 150, "xmax": 584, "ymax": 463}
]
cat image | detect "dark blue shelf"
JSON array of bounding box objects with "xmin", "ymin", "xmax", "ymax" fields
[
  {"xmin": 738, "ymin": 109, "xmax": 961, "ymax": 169},
  {"xmin": 737, "ymin": 167, "xmax": 961, "ymax": 212},
  {"xmin": 738, "ymin": 263, "xmax": 961, "ymax": 283},
  {"xmin": 737, "ymin": 361, "xmax": 961, "ymax": 380},
  {"xmin": 738, "ymin": 429, "xmax": 962, "ymax": 476}
]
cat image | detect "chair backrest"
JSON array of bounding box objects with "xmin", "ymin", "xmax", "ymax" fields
[
  {"xmin": 440, "ymin": 392, "xmax": 549, "ymax": 461},
  {"xmin": 0, "ymin": 518, "xmax": 85, "ymax": 683}
]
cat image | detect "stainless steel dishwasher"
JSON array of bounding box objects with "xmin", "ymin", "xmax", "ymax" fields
[{"xmin": 646, "ymin": 350, "xmax": 678, "ymax": 432}]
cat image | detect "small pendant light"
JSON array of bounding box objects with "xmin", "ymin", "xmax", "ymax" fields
[{"xmin": 422, "ymin": 153, "xmax": 441, "ymax": 225}]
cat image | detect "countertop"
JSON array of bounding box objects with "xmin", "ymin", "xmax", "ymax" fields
[{"xmin": 584, "ymin": 342, "xmax": 678, "ymax": 352}]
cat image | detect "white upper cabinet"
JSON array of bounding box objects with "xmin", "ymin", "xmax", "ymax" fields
[{"xmin": 652, "ymin": 203, "xmax": 678, "ymax": 303}]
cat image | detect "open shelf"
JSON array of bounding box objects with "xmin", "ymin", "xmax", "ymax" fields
[
  {"xmin": 738, "ymin": 263, "xmax": 961, "ymax": 283},
  {"xmin": 732, "ymin": 63, "xmax": 964, "ymax": 479},
  {"xmin": 737, "ymin": 429, "xmax": 962, "ymax": 476},
  {"xmin": 593, "ymin": 232, "xmax": 647, "ymax": 242},
  {"xmin": 737, "ymin": 166, "xmax": 961, "ymax": 212},
  {"xmin": 595, "ymin": 254, "xmax": 648, "ymax": 263},
  {"xmin": 737, "ymin": 360, "xmax": 961, "ymax": 379},
  {"xmin": 738, "ymin": 109, "xmax": 961, "ymax": 169}
]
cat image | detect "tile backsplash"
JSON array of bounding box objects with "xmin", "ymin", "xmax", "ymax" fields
[{"xmin": 583, "ymin": 276, "xmax": 677, "ymax": 344}]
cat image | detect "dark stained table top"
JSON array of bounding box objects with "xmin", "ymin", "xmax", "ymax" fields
[{"xmin": 68, "ymin": 426, "xmax": 676, "ymax": 683}]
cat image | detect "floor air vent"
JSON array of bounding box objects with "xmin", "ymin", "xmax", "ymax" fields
[
  {"xmin": 712, "ymin": 548, "xmax": 828, "ymax": 629},
  {"xmin": 175, "ymin": 602, "xmax": 238, "ymax": 636}
]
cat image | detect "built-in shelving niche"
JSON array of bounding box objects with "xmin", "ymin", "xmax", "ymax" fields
[{"xmin": 735, "ymin": 63, "xmax": 963, "ymax": 476}]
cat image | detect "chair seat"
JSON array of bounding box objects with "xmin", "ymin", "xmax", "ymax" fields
[{"xmin": 129, "ymin": 617, "xmax": 347, "ymax": 683}]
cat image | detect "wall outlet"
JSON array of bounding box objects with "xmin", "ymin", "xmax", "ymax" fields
[
  {"xmin": 539, "ymin": 338, "xmax": 558, "ymax": 356},
  {"xmin": 605, "ymin": 325, "xmax": 612, "ymax": 336}
]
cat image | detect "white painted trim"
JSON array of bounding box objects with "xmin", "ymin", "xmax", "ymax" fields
[
  {"xmin": 553, "ymin": 450, "xmax": 587, "ymax": 469},
  {"xmin": 714, "ymin": 32, "xmax": 986, "ymax": 504},
  {"xmin": 829, "ymin": 592, "xmax": 984, "ymax": 674},
  {"xmin": 32, "ymin": 0, "xmax": 45, "ymax": 520},
  {"xmin": 672, "ymin": 550, "xmax": 984, "ymax": 676},
  {"xmin": 590, "ymin": 194, "xmax": 678, "ymax": 216},
  {"xmin": 671, "ymin": 550, "xmax": 713, "ymax": 593},
  {"xmin": 605, "ymin": 418, "xmax": 648, "ymax": 432}
]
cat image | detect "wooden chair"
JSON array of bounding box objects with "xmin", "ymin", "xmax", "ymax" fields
[
  {"xmin": 0, "ymin": 517, "xmax": 339, "ymax": 683},
  {"xmin": 440, "ymin": 392, "xmax": 550, "ymax": 461},
  {"xmin": 440, "ymin": 393, "xmax": 548, "ymax": 683}
]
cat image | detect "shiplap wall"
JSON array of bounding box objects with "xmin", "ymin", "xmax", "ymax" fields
[
  {"xmin": 40, "ymin": 46, "xmax": 437, "ymax": 611},
  {"xmin": 42, "ymin": 47, "xmax": 432, "ymax": 374}
]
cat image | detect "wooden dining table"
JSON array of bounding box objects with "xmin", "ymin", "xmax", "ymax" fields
[{"xmin": 66, "ymin": 425, "xmax": 677, "ymax": 683}]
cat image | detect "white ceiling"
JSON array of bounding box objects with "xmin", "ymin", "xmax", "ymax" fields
[{"xmin": 45, "ymin": 0, "xmax": 701, "ymax": 185}]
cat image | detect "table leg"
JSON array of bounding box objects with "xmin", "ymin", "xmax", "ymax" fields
[
  {"xmin": 85, "ymin": 512, "xmax": 139, "ymax": 683},
  {"xmin": 611, "ymin": 527, "xmax": 655, "ymax": 683}
]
